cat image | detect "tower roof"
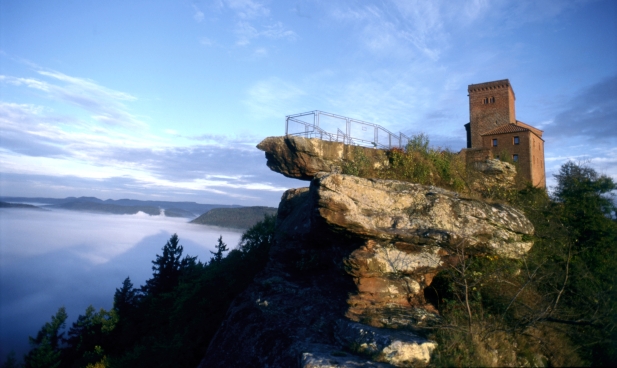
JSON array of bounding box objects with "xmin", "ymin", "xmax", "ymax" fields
[{"xmin": 480, "ymin": 122, "xmax": 544, "ymax": 140}]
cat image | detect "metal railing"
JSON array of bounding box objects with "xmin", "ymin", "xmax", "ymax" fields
[{"xmin": 285, "ymin": 110, "xmax": 411, "ymax": 149}]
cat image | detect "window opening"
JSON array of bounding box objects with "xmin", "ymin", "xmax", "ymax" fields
[
  {"xmin": 513, "ymin": 154, "xmax": 519, "ymax": 162},
  {"xmin": 513, "ymin": 136, "xmax": 519, "ymax": 145},
  {"xmin": 490, "ymin": 96, "xmax": 495, "ymax": 103},
  {"xmin": 492, "ymin": 138, "xmax": 498, "ymax": 147}
]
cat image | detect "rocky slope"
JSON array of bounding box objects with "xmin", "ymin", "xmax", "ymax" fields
[{"xmin": 200, "ymin": 136, "xmax": 534, "ymax": 367}]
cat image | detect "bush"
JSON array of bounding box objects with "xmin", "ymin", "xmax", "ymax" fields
[{"xmin": 341, "ymin": 133, "xmax": 468, "ymax": 193}]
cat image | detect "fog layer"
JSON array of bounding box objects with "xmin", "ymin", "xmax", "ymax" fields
[{"xmin": 0, "ymin": 208, "xmax": 242, "ymax": 362}]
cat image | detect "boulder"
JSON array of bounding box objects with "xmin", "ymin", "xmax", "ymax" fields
[
  {"xmin": 257, "ymin": 135, "xmax": 388, "ymax": 180},
  {"xmin": 334, "ymin": 320, "xmax": 436, "ymax": 367},
  {"xmin": 470, "ymin": 159, "xmax": 517, "ymax": 192},
  {"xmin": 301, "ymin": 344, "xmax": 392, "ymax": 368}
]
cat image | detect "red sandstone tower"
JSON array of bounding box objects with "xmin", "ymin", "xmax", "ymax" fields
[{"xmin": 464, "ymin": 79, "xmax": 546, "ymax": 187}]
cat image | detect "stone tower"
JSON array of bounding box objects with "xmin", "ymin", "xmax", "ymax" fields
[
  {"xmin": 463, "ymin": 79, "xmax": 546, "ymax": 188},
  {"xmin": 465, "ymin": 79, "xmax": 516, "ymax": 149}
]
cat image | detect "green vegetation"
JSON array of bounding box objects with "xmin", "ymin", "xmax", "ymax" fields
[
  {"xmin": 190, "ymin": 206, "xmax": 277, "ymax": 229},
  {"xmin": 341, "ymin": 138, "xmax": 616, "ymax": 365},
  {"xmin": 427, "ymin": 161, "xmax": 617, "ymax": 366},
  {"xmin": 342, "ymin": 133, "xmax": 468, "ymax": 193},
  {"xmin": 14, "ymin": 215, "xmax": 276, "ymax": 368}
]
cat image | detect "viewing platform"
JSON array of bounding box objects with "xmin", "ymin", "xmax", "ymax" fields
[{"xmin": 285, "ymin": 110, "xmax": 411, "ymax": 149}]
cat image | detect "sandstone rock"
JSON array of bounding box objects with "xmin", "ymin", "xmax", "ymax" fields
[
  {"xmin": 275, "ymin": 172, "xmax": 533, "ymax": 329},
  {"xmin": 334, "ymin": 320, "xmax": 436, "ymax": 367},
  {"xmin": 469, "ymin": 159, "xmax": 517, "ymax": 192},
  {"xmin": 257, "ymin": 135, "xmax": 388, "ymax": 180},
  {"xmin": 201, "ymin": 171, "xmax": 535, "ymax": 367},
  {"xmin": 308, "ymin": 172, "xmax": 533, "ymax": 257},
  {"xmin": 301, "ymin": 344, "xmax": 392, "ymax": 368}
]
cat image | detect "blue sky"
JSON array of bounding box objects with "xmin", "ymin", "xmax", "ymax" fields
[{"xmin": 1, "ymin": 0, "xmax": 615, "ymax": 206}]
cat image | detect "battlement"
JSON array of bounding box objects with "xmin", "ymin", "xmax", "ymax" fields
[{"xmin": 468, "ymin": 79, "xmax": 515, "ymax": 98}]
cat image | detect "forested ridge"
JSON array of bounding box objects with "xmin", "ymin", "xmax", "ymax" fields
[
  {"xmin": 2, "ymin": 161, "xmax": 616, "ymax": 367},
  {"xmin": 190, "ymin": 206, "xmax": 278, "ymax": 229}
]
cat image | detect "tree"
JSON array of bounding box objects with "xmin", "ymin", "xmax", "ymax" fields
[
  {"xmin": 114, "ymin": 277, "xmax": 138, "ymax": 319},
  {"xmin": 143, "ymin": 234, "xmax": 185, "ymax": 296},
  {"xmin": 209, "ymin": 236, "xmax": 228, "ymax": 264},
  {"xmin": 63, "ymin": 305, "xmax": 117, "ymax": 368},
  {"xmin": 238, "ymin": 214, "xmax": 276, "ymax": 255},
  {"xmin": 24, "ymin": 307, "xmax": 68, "ymax": 368},
  {"xmin": 551, "ymin": 161, "xmax": 617, "ymax": 364}
]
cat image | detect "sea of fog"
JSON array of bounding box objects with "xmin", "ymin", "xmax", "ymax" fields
[{"xmin": 0, "ymin": 208, "xmax": 243, "ymax": 362}]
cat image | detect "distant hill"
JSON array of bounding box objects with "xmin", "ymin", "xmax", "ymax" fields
[
  {"xmin": 190, "ymin": 206, "xmax": 277, "ymax": 229},
  {"xmin": 163, "ymin": 208, "xmax": 196, "ymax": 218},
  {"xmin": 0, "ymin": 196, "xmax": 242, "ymax": 218},
  {"xmin": 0, "ymin": 201, "xmax": 48, "ymax": 210},
  {"xmin": 50, "ymin": 201, "xmax": 162, "ymax": 215}
]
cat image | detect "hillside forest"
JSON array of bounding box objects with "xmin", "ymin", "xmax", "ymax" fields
[{"xmin": 2, "ymin": 140, "xmax": 616, "ymax": 367}]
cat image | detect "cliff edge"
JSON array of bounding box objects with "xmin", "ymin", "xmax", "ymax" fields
[{"xmin": 200, "ymin": 136, "xmax": 533, "ymax": 367}]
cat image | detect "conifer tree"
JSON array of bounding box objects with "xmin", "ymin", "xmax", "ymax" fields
[
  {"xmin": 114, "ymin": 277, "xmax": 138, "ymax": 319},
  {"xmin": 144, "ymin": 234, "xmax": 184, "ymax": 296},
  {"xmin": 210, "ymin": 236, "xmax": 228, "ymax": 264}
]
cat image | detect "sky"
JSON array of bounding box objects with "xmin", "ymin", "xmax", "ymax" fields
[{"xmin": 0, "ymin": 0, "xmax": 615, "ymax": 206}]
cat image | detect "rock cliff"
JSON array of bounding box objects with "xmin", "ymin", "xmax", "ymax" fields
[
  {"xmin": 257, "ymin": 135, "xmax": 388, "ymax": 180},
  {"xmin": 200, "ymin": 136, "xmax": 533, "ymax": 367}
]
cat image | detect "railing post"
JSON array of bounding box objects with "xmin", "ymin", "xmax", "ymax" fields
[{"xmin": 374, "ymin": 127, "xmax": 378, "ymax": 147}]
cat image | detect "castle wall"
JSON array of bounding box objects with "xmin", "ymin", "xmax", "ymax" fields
[
  {"xmin": 480, "ymin": 131, "xmax": 546, "ymax": 187},
  {"xmin": 530, "ymin": 134, "xmax": 546, "ymax": 187},
  {"xmin": 460, "ymin": 147, "xmax": 493, "ymax": 164}
]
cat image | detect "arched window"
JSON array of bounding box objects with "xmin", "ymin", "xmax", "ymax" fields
[
  {"xmin": 490, "ymin": 96, "xmax": 495, "ymax": 103},
  {"xmin": 483, "ymin": 97, "xmax": 489, "ymax": 104}
]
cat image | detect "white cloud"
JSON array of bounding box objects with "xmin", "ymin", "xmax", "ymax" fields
[
  {"xmin": 224, "ymin": 0, "xmax": 270, "ymax": 19},
  {"xmin": 253, "ymin": 47, "xmax": 268, "ymax": 58},
  {"xmin": 192, "ymin": 4, "xmax": 205, "ymax": 22},
  {"xmin": 235, "ymin": 21, "xmax": 296, "ymax": 46},
  {"xmin": 0, "ymin": 73, "xmax": 296, "ymax": 204},
  {"xmin": 1, "ymin": 70, "xmax": 144, "ymax": 129},
  {"xmin": 200, "ymin": 37, "xmax": 213, "ymax": 46},
  {"xmin": 326, "ymin": 0, "xmax": 590, "ymax": 61},
  {"xmin": 244, "ymin": 77, "xmax": 306, "ymax": 119}
]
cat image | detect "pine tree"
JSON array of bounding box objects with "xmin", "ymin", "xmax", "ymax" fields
[
  {"xmin": 144, "ymin": 234, "xmax": 184, "ymax": 296},
  {"xmin": 114, "ymin": 277, "xmax": 138, "ymax": 319},
  {"xmin": 209, "ymin": 236, "xmax": 228, "ymax": 264}
]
